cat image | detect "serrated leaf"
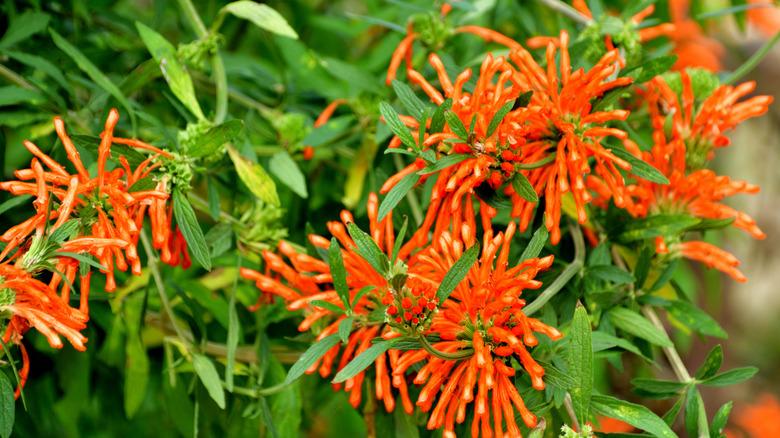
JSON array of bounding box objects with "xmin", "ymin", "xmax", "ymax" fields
[
  {"xmin": 609, "ymin": 307, "xmax": 672, "ymax": 347},
  {"xmin": 187, "ymin": 120, "xmax": 244, "ymax": 158},
  {"xmin": 346, "ymin": 222, "xmax": 389, "ymax": 276},
  {"xmin": 696, "ymin": 345, "xmax": 723, "ymax": 380},
  {"xmin": 136, "ymin": 22, "xmax": 204, "ymax": 120},
  {"xmin": 284, "ymin": 335, "xmax": 340, "ymax": 385},
  {"xmin": 591, "ymin": 394, "xmax": 676, "ymax": 438},
  {"xmin": 608, "ymin": 145, "xmax": 669, "ymax": 184},
  {"xmin": 269, "ymin": 150, "xmax": 308, "ymax": 198},
  {"xmin": 568, "ymin": 306, "xmax": 593, "ymax": 424},
  {"xmin": 392, "ymin": 80, "xmax": 427, "ymax": 121},
  {"xmin": 486, "ymin": 99, "xmax": 515, "ymax": 138},
  {"xmin": 511, "ymin": 173, "xmax": 538, "ymax": 203},
  {"xmin": 338, "ymin": 317, "xmax": 354, "ymax": 345},
  {"xmin": 418, "ymin": 154, "xmax": 471, "ymax": 175},
  {"xmin": 172, "ymin": 190, "xmax": 211, "ymax": 270},
  {"xmin": 519, "ymin": 225, "xmax": 549, "ymax": 261},
  {"xmin": 328, "ymin": 238, "xmax": 351, "ymax": 311},
  {"xmin": 378, "ymin": 173, "xmax": 418, "ymax": 221},
  {"xmin": 444, "ymin": 110, "xmax": 468, "ymax": 140},
  {"xmin": 0, "ymin": 372, "xmax": 14, "ymax": 438},
  {"xmin": 222, "ymin": 1, "xmax": 298, "ymax": 38},
  {"xmin": 436, "ymin": 243, "xmax": 480, "ymax": 302},
  {"xmin": 379, "ymin": 102, "xmax": 417, "ymax": 150},
  {"xmin": 332, "ymin": 340, "xmax": 393, "ymax": 383},
  {"xmin": 701, "ymin": 367, "xmax": 758, "ymax": 387},
  {"xmin": 50, "ymin": 29, "xmax": 135, "ymax": 124},
  {"xmin": 192, "ymin": 354, "xmax": 226, "ymax": 409},
  {"xmin": 0, "ymin": 11, "xmax": 49, "ymax": 49},
  {"xmin": 227, "ymin": 146, "xmax": 280, "ymax": 206}
]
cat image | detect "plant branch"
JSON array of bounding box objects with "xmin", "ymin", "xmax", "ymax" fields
[
  {"xmin": 0, "ymin": 63, "xmax": 35, "ymax": 89},
  {"xmin": 418, "ymin": 335, "xmax": 474, "ymax": 360},
  {"xmin": 642, "ymin": 306, "xmax": 692, "ymax": 382},
  {"xmin": 563, "ymin": 392, "xmax": 582, "ymax": 432},
  {"xmin": 524, "ymin": 223, "xmax": 585, "ymax": 316}
]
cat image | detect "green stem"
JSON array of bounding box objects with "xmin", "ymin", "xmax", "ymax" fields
[
  {"xmin": 725, "ymin": 31, "xmax": 780, "ymax": 84},
  {"xmin": 516, "ymin": 153, "xmax": 556, "ymax": 170},
  {"xmin": 0, "ymin": 63, "xmax": 34, "ymax": 89},
  {"xmin": 537, "ymin": 0, "xmax": 593, "ymax": 25},
  {"xmin": 642, "ymin": 306, "xmax": 692, "ymax": 382},
  {"xmin": 524, "ymin": 223, "xmax": 585, "ymax": 316},
  {"xmin": 393, "ymin": 154, "xmax": 423, "ymax": 225},
  {"xmin": 418, "ymin": 334, "xmax": 474, "ymax": 360}
]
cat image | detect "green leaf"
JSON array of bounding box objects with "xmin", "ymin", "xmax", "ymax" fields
[
  {"xmin": 50, "ymin": 29, "xmax": 135, "ymax": 124},
  {"xmin": 136, "ymin": 22, "xmax": 204, "ymax": 120},
  {"xmin": 486, "ymin": 99, "xmax": 515, "ymax": 138},
  {"xmin": 124, "ymin": 292, "xmax": 149, "ymax": 419},
  {"xmin": 609, "ymin": 307, "xmax": 672, "ymax": 347},
  {"xmin": 172, "ymin": 190, "xmax": 212, "ymax": 270},
  {"xmin": 436, "ymin": 243, "xmax": 480, "ymax": 302},
  {"xmin": 684, "ymin": 386, "xmax": 709, "ymax": 438},
  {"xmin": 128, "ymin": 176, "xmax": 157, "ymax": 193},
  {"xmin": 511, "ymin": 173, "xmax": 539, "ymax": 203},
  {"xmin": 591, "ymin": 394, "xmax": 676, "ymax": 438},
  {"xmin": 332, "ymin": 340, "xmax": 393, "ymax": 383},
  {"xmin": 624, "ymin": 55, "xmax": 677, "ymax": 84},
  {"xmin": 222, "ymin": 1, "xmax": 299, "ymax": 39},
  {"xmin": 0, "ymin": 372, "xmax": 14, "ymax": 438},
  {"xmin": 618, "ymin": 214, "xmax": 701, "ymax": 242},
  {"xmin": 3, "ymin": 50, "xmax": 68, "ymax": 90},
  {"xmin": 309, "ymin": 300, "xmax": 343, "ymax": 314},
  {"xmin": 519, "ymin": 225, "xmax": 549, "ymax": 261},
  {"xmin": 418, "ymin": 154, "xmax": 471, "ymax": 175},
  {"xmin": 701, "ymin": 366, "xmax": 758, "ymax": 387},
  {"xmin": 711, "ymin": 401, "xmax": 733, "ymax": 436},
  {"xmin": 696, "ymin": 345, "xmax": 723, "ymax": 381},
  {"xmin": 536, "ymin": 361, "xmax": 577, "ymax": 390},
  {"xmin": 568, "ymin": 305, "xmax": 593, "ymax": 424},
  {"xmin": 0, "ymin": 11, "xmax": 50, "ymax": 49},
  {"xmin": 429, "ymin": 98, "xmax": 452, "ymax": 134},
  {"xmin": 56, "ymin": 252, "xmax": 107, "ymax": 272},
  {"xmin": 379, "ymin": 102, "xmax": 417, "ymax": 150},
  {"xmin": 0, "ymin": 86, "xmax": 43, "ymax": 106},
  {"xmin": 391, "ymin": 216, "xmax": 408, "ymax": 263},
  {"xmin": 269, "ymin": 151, "xmax": 308, "ymax": 198},
  {"xmin": 378, "ymin": 173, "xmax": 418, "ymax": 221},
  {"xmin": 668, "ymin": 300, "xmax": 727, "ymax": 339},
  {"xmin": 0, "ymin": 195, "xmax": 31, "ymax": 216},
  {"xmin": 591, "ymin": 331, "xmax": 646, "ymax": 358},
  {"xmin": 515, "ymin": 90, "xmax": 533, "ymax": 108},
  {"xmin": 328, "ymin": 238, "xmax": 351, "ymax": 312},
  {"xmin": 284, "ymin": 335, "xmax": 340, "ymax": 385},
  {"xmin": 187, "ymin": 119, "xmax": 244, "ymax": 158},
  {"xmin": 444, "ymin": 110, "xmax": 468, "ymax": 140},
  {"xmin": 346, "ymin": 222, "xmax": 390, "ymax": 276},
  {"xmin": 392, "ymin": 80, "xmax": 427, "ymax": 121},
  {"xmin": 192, "ymin": 354, "xmax": 226, "ymax": 409},
  {"xmin": 662, "ymin": 395, "xmax": 684, "ymax": 426},
  {"xmin": 338, "ymin": 317, "xmax": 354, "ymax": 345},
  {"xmin": 227, "ymin": 146, "xmax": 280, "ymax": 206},
  {"xmin": 631, "ymin": 378, "xmax": 688, "ymax": 395},
  {"xmin": 352, "ymin": 286, "xmax": 375, "ymax": 309},
  {"xmin": 588, "ymin": 265, "xmax": 635, "ymax": 285},
  {"xmin": 608, "ymin": 145, "xmax": 669, "ymax": 184},
  {"xmin": 225, "ymin": 285, "xmax": 240, "ymax": 392},
  {"xmin": 394, "ymin": 402, "xmax": 420, "ymax": 438}
]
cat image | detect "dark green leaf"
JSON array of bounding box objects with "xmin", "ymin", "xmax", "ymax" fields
[
  {"xmin": 0, "ymin": 86, "xmax": 43, "ymax": 106},
  {"xmin": 684, "ymin": 386, "xmax": 709, "ymax": 438},
  {"xmin": 187, "ymin": 120, "xmax": 244, "ymax": 158},
  {"xmin": 284, "ymin": 335, "xmax": 340, "ymax": 385},
  {"xmin": 192, "ymin": 354, "xmax": 226, "ymax": 409},
  {"xmin": 436, "ymin": 243, "xmax": 480, "ymax": 302},
  {"xmin": 519, "ymin": 225, "xmax": 549, "ymax": 261},
  {"xmin": 608, "ymin": 146, "xmax": 669, "ymax": 184},
  {"xmin": 444, "ymin": 110, "xmax": 468, "ymax": 140},
  {"xmin": 173, "ymin": 190, "xmax": 212, "ymax": 270},
  {"xmin": 346, "ymin": 222, "xmax": 390, "ymax": 276},
  {"xmin": 662, "ymin": 395, "xmax": 684, "ymax": 426},
  {"xmin": 338, "ymin": 316, "xmax": 354, "ymax": 345},
  {"xmin": 56, "ymin": 252, "xmax": 107, "ymax": 272},
  {"xmin": 609, "ymin": 307, "xmax": 672, "ymax": 347},
  {"xmin": 0, "ymin": 372, "xmax": 14, "ymax": 438},
  {"xmin": 392, "ymin": 80, "xmax": 427, "ymax": 121},
  {"xmin": 568, "ymin": 305, "xmax": 593, "ymax": 424},
  {"xmin": 418, "ymin": 154, "xmax": 471, "ymax": 175},
  {"xmin": 511, "ymin": 173, "xmax": 538, "ymax": 203},
  {"xmin": 136, "ymin": 22, "xmax": 204, "ymax": 120},
  {"xmin": 379, "ymin": 102, "xmax": 417, "ymax": 150},
  {"xmin": 328, "ymin": 238, "xmax": 351, "ymax": 311},
  {"xmin": 391, "ymin": 216, "xmax": 408, "ymax": 263},
  {"xmin": 332, "ymin": 340, "xmax": 393, "ymax": 383},
  {"xmin": 631, "ymin": 378, "xmax": 688, "ymax": 395},
  {"xmin": 269, "ymin": 150, "xmax": 308, "ymax": 198},
  {"xmin": 352, "ymin": 286, "xmax": 375, "ymax": 309},
  {"xmin": 309, "ymin": 300, "xmax": 344, "ymax": 314},
  {"xmin": 128, "ymin": 176, "xmax": 157, "ymax": 193},
  {"xmin": 618, "ymin": 214, "xmax": 701, "ymax": 242},
  {"xmin": 711, "ymin": 401, "xmax": 733, "ymax": 436},
  {"xmin": 378, "ymin": 173, "xmax": 418, "ymax": 221},
  {"xmin": 536, "ymin": 361, "xmax": 576, "ymax": 390},
  {"xmin": 3, "ymin": 50, "xmax": 68, "ymax": 90},
  {"xmin": 0, "ymin": 196, "xmax": 31, "ymax": 216},
  {"xmin": 588, "ymin": 265, "xmax": 635, "ymax": 285},
  {"xmin": 591, "ymin": 394, "xmax": 676, "ymax": 438},
  {"xmin": 515, "ymin": 90, "xmax": 533, "ymax": 108},
  {"xmin": 394, "ymin": 402, "xmax": 420, "ymax": 438},
  {"xmin": 697, "ymin": 346, "xmax": 723, "ymax": 383},
  {"xmin": 668, "ymin": 300, "xmax": 727, "ymax": 339},
  {"xmin": 624, "ymin": 55, "xmax": 677, "ymax": 84},
  {"xmin": 486, "ymin": 99, "xmax": 515, "ymax": 138},
  {"xmin": 429, "ymin": 98, "xmax": 452, "ymax": 134},
  {"xmin": 702, "ymin": 367, "xmax": 758, "ymax": 387},
  {"xmin": 591, "ymin": 331, "xmax": 645, "ymax": 358},
  {"xmin": 0, "ymin": 12, "xmax": 50, "ymax": 49}
]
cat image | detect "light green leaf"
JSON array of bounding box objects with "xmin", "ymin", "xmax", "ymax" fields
[
  {"xmin": 392, "ymin": 79, "xmax": 427, "ymax": 121},
  {"xmin": 338, "ymin": 317, "xmax": 354, "ymax": 345},
  {"xmin": 568, "ymin": 305, "xmax": 593, "ymax": 424},
  {"xmin": 136, "ymin": 22, "xmax": 204, "ymax": 120},
  {"xmin": 269, "ymin": 151, "xmax": 308, "ymax": 198},
  {"xmin": 436, "ymin": 243, "xmax": 480, "ymax": 302},
  {"xmin": 378, "ymin": 173, "xmax": 418, "ymax": 221},
  {"xmin": 609, "ymin": 307, "xmax": 672, "ymax": 347},
  {"xmin": 379, "ymin": 102, "xmax": 417, "ymax": 150},
  {"xmin": 346, "ymin": 223, "xmax": 389, "ymax": 276},
  {"xmin": 591, "ymin": 394, "xmax": 676, "ymax": 438},
  {"xmin": 519, "ymin": 225, "xmax": 549, "ymax": 262},
  {"xmin": 187, "ymin": 120, "xmax": 243, "ymax": 158},
  {"xmin": 222, "ymin": 1, "xmax": 299, "ymax": 39},
  {"xmin": 192, "ymin": 354, "xmax": 226, "ymax": 409},
  {"xmin": 444, "ymin": 110, "xmax": 468, "ymax": 140},
  {"xmin": 511, "ymin": 173, "xmax": 539, "ymax": 203},
  {"xmin": 227, "ymin": 146, "xmax": 280, "ymax": 206}
]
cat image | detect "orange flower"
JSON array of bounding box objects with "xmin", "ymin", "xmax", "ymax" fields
[
  {"xmin": 596, "ymin": 71, "xmax": 771, "ymax": 281},
  {"xmin": 241, "ymin": 193, "xmax": 410, "ymax": 412},
  {"xmin": 384, "ymin": 31, "xmax": 634, "ymax": 245},
  {"xmin": 726, "ymin": 393, "xmax": 780, "ymax": 438},
  {"xmin": 392, "ymin": 221, "xmax": 561, "ymax": 437},
  {"xmin": 0, "ymin": 109, "xmax": 185, "ymax": 306},
  {"xmin": 668, "ymin": 0, "xmax": 724, "ymax": 71},
  {"xmin": 746, "ymin": 0, "xmax": 780, "ymax": 37}
]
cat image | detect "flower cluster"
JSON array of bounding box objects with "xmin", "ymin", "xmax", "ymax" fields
[{"xmin": 0, "ymin": 109, "xmax": 186, "ymax": 396}]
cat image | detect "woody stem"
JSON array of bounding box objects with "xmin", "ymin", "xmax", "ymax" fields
[
  {"xmin": 524, "ymin": 223, "xmax": 585, "ymax": 316},
  {"xmin": 418, "ymin": 334, "xmax": 474, "ymax": 360}
]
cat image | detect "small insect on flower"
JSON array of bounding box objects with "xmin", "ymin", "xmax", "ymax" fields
[{"xmin": 392, "ymin": 221, "xmax": 562, "ymax": 437}]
